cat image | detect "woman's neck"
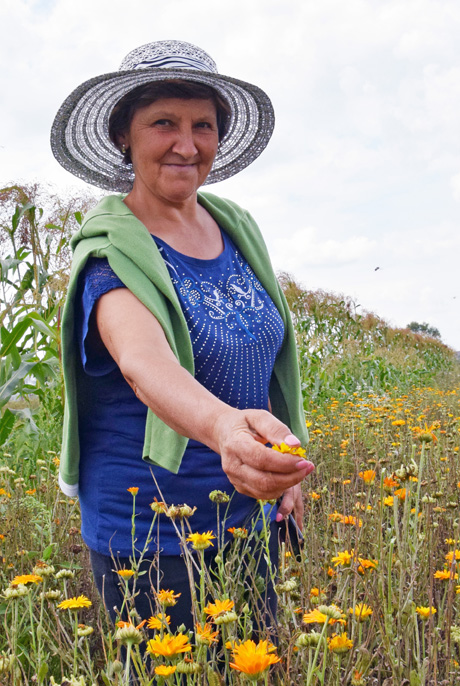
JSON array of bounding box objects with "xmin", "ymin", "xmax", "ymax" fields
[{"xmin": 123, "ymin": 188, "xmax": 224, "ymax": 259}]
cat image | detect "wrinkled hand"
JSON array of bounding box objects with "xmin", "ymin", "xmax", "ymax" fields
[
  {"xmin": 276, "ymin": 483, "xmax": 305, "ymax": 528},
  {"xmin": 213, "ymin": 408, "xmax": 314, "ymax": 500}
]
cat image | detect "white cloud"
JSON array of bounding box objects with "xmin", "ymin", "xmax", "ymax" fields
[{"xmin": 2, "ymin": 0, "xmax": 460, "ymax": 349}]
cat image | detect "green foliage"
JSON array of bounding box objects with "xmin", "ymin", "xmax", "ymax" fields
[
  {"xmin": 0, "ymin": 184, "xmax": 95, "ymax": 448},
  {"xmin": 279, "ymin": 272, "xmax": 457, "ymax": 406}
]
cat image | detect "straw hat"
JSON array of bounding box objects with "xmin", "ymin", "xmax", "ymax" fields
[{"xmin": 50, "ymin": 40, "xmax": 275, "ymax": 191}]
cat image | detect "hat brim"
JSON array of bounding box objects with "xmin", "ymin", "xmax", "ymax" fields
[{"xmin": 50, "ymin": 67, "xmax": 275, "ymax": 191}]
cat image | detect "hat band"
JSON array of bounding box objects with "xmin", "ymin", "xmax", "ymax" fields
[{"xmin": 126, "ymin": 55, "xmax": 216, "ymax": 73}]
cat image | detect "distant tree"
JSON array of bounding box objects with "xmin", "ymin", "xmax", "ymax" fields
[{"xmin": 407, "ymin": 321, "xmax": 441, "ymax": 339}]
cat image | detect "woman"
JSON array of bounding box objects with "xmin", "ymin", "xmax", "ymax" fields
[{"xmin": 51, "ymin": 40, "xmax": 313, "ymax": 631}]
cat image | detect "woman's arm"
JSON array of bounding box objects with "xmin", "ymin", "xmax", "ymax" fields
[{"xmin": 95, "ymin": 288, "xmax": 314, "ymax": 500}]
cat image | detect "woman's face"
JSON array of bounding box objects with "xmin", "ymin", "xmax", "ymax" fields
[{"xmin": 120, "ymin": 97, "xmax": 219, "ymax": 205}]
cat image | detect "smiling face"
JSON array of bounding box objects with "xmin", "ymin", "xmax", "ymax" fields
[{"xmin": 119, "ymin": 97, "xmax": 219, "ymax": 206}]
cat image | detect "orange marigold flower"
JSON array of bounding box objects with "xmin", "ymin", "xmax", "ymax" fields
[
  {"xmin": 146, "ymin": 633, "xmax": 191, "ymax": 657},
  {"xmin": 302, "ymin": 608, "xmax": 328, "ymax": 624},
  {"xmin": 154, "ymin": 665, "xmax": 176, "ymax": 677},
  {"xmin": 229, "ymin": 639, "xmax": 280, "ymax": 678},
  {"xmin": 331, "ymin": 550, "xmax": 353, "ymax": 567},
  {"xmin": 394, "ymin": 488, "xmax": 407, "ymax": 501},
  {"xmin": 383, "ymin": 476, "xmax": 399, "ymax": 490},
  {"xmin": 416, "ymin": 606, "xmax": 436, "ymax": 620},
  {"xmin": 434, "ymin": 569, "xmax": 458, "ymax": 580},
  {"xmin": 11, "ymin": 574, "xmax": 42, "ymax": 586},
  {"xmin": 272, "ymin": 442, "xmax": 307, "ymax": 458},
  {"xmin": 147, "ymin": 613, "xmax": 170, "ymax": 630},
  {"xmin": 328, "ymin": 632, "xmax": 353, "ymax": 653},
  {"xmin": 156, "ymin": 589, "xmax": 181, "ymax": 607},
  {"xmin": 127, "ymin": 487, "xmax": 139, "ymax": 495},
  {"xmin": 204, "ymin": 598, "xmax": 235, "ymax": 618},
  {"xmin": 186, "ymin": 531, "xmax": 216, "ymax": 550},
  {"xmin": 117, "ymin": 569, "xmax": 135, "ymax": 579},
  {"xmin": 195, "ymin": 622, "xmax": 219, "ymax": 645},
  {"xmin": 58, "ymin": 595, "xmax": 92, "ymax": 610},
  {"xmin": 349, "ymin": 603, "xmax": 373, "ymax": 621},
  {"xmin": 358, "ymin": 470, "xmax": 376, "ymax": 484}
]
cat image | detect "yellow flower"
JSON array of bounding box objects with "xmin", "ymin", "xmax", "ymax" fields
[
  {"xmin": 358, "ymin": 470, "xmax": 376, "ymax": 484},
  {"xmin": 186, "ymin": 531, "xmax": 216, "ymax": 550},
  {"xmin": 272, "ymin": 442, "xmax": 306, "ymax": 458},
  {"xmin": 146, "ymin": 633, "xmax": 191, "ymax": 657},
  {"xmin": 229, "ymin": 639, "xmax": 281, "ymax": 678},
  {"xmin": 328, "ymin": 632, "xmax": 353, "ymax": 653},
  {"xmin": 392, "ymin": 419, "xmax": 406, "ymax": 426},
  {"xmin": 147, "ymin": 613, "xmax": 171, "ymax": 630},
  {"xmin": 195, "ymin": 622, "xmax": 219, "ymax": 645},
  {"xmin": 204, "ymin": 598, "xmax": 235, "ymax": 618},
  {"xmin": 331, "ymin": 550, "xmax": 353, "ymax": 567},
  {"xmin": 416, "ymin": 606, "xmax": 436, "ymax": 620},
  {"xmin": 383, "ymin": 496, "xmax": 394, "ymax": 507},
  {"xmin": 309, "ymin": 492, "xmax": 321, "ymax": 500},
  {"xmin": 446, "ymin": 550, "xmax": 460, "ymax": 563},
  {"xmin": 155, "ymin": 665, "xmax": 177, "ymax": 677},
  {"xmin": 127, "ymin": 487, "xmax": 139, "ymax": 495},
  {"xmin": 349, "ymin": 603, "xmax": 373, "ymax": 621},
  {"xmin": 117, "ymin": 569, "xmax": 135, "ymax": 579},
  {"xmin": 434, "ymin": 570, "xmax": 458, "ymax": 580},
  {"xmin": 11, "ymin": 574, "xmax": 42, "ymax": 586},
  {"xmin": 58, "ymin": 595, "xmax": 92, "ymax": 610},
  {"xmin": 156, "ymin": 589, "xmax": 181, "ymax": 607},
  {"xmin": 25, "ymin": 488, "xmax": 36, "ymax": 496},
  {"xmin": 303, "ymin": 608, "xmax": 328, "ymax": 624},
  {"xmin": 0, "ymin": 488, "xmax": 11, "ymax": 498},
  {"xmin": 394, "ymin": 488, "xmax": 407, "ymax": 501}
]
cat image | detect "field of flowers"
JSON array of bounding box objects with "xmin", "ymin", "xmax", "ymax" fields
[
  {"xmin": 3, "ymin": 382, "xmax": 460, "ymax": 684},
  {"xmin": 1, "ymin": 187, "xmax": 460, "ymax": 684}
]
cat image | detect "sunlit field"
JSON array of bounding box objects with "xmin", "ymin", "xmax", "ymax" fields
[{"xmin": 1, "ymin": 186, "xmax": 460, "ymax": 684}]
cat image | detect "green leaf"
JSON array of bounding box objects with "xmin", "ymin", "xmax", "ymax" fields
[
  {"xmin": 38, "ymin": 662, "xmax": 48, "ymax": 680},
  {"xmin": 43, "ymin": 544, "xmax": 56, "ymax": 561},
  {"xmin": 0, "ymin": 358, "xmax": 36, "ymax": 408},
  {"xmin": 0, "ymin": 408, "xmax": 15, "ymax": 445}
]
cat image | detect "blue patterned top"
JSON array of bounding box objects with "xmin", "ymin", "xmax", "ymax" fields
[{"xmin": 76, "ymin": 230, "xmax": 285, "ymax": 556}]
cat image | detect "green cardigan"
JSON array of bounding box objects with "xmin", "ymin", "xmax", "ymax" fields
[{"xmin": 59, "ymin": 192, "xmax": 308, "ymax": 494}]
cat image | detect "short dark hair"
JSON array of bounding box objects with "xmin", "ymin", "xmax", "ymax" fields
[{"xmin": 108, "ymin": 80, "xmax": 231, "ymax": 164}]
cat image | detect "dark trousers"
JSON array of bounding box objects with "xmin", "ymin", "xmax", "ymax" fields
[{"xmin": 89, "ymin": 521, "xmax": 279, "ymax": 633}]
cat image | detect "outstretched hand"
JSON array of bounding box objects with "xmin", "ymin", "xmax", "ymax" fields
[{"xmin": 213, "ymin": 408, "xmax": 314, "ymax": 500}]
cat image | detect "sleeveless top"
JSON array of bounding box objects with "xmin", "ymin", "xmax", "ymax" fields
[{"xmin": 76, "ymin": 230, "xmax": 285, "ymax": 556}]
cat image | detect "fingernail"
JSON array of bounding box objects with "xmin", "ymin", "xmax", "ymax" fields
[
  {"xmin": 296, "ymin": 460, "xmax": 314, "ymax": 472},
  {"xmin": 276, "ymin": 512, "xmax": 283, "ymax": 522},
  {"xmin": 284, "ymin": 433, "xmax": 300, "ymax": 446}
]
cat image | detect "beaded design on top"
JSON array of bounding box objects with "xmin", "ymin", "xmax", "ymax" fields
[
  {"xmin": 120, "ymin": 40, "xmax": 218, "ymax": 73},
  {"xmin": 50, "ymin": 40, "xmax": 275, "ymax": 191}
]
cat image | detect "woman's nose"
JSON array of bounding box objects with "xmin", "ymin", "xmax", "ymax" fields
[{"xmin": 172, "ymin": 127, "xmax": 198, "ymax": 157}]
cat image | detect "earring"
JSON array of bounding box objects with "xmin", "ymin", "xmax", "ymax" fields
[{"xmin": 121, "ymin": 144, "xmax": 127, "ymax": 154}]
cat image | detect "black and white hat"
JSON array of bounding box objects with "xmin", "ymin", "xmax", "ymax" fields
[{"xmin": 50, "ymin": 40, "xmax": 275, "ymax": 191}]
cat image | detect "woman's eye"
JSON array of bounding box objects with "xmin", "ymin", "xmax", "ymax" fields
[
  {"xmin": 195, "ymin": 121, "xmax": 213, "ymax": 129},
  {"xmin": 153, "ymin": 119, "xmax": 172, "ymax": 127}
]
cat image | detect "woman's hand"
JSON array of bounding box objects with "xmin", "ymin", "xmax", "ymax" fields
[
  {"xmin": 212, "ymin": 407, "xmax": 314, "ymax": 500},
  {"xmin": 276, "ymin": 484, "xmax": 305, "ymax": 527}
]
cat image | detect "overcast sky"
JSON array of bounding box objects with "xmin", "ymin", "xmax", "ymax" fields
[{"xmin": 3, "ymin": 0, "xmax": 460, "ymax": 349}]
